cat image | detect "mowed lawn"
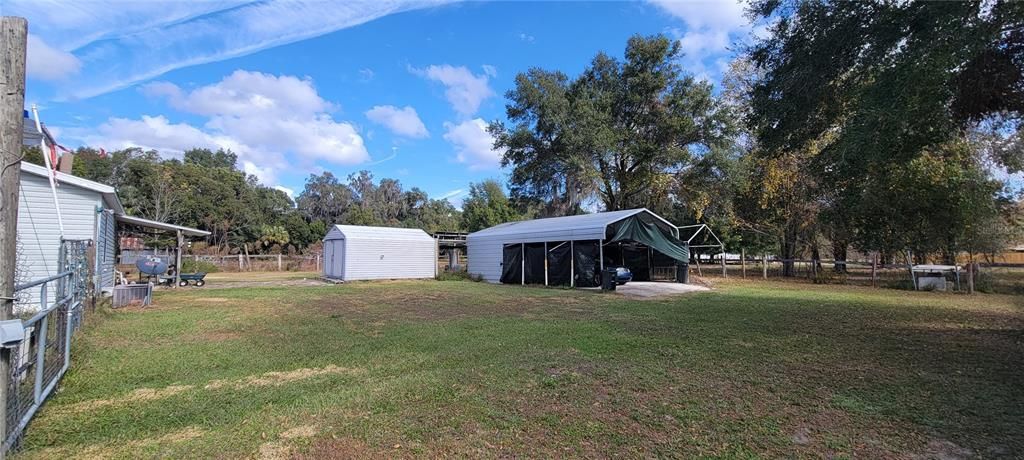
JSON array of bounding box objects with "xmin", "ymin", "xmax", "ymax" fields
[{"xmin": 15, "ymin": 276, "xmax": 1024, "ymax": 458}]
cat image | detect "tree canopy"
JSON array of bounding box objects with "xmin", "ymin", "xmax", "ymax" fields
[
  {"xmin": 745, "ymin": 0, "xmax": 1023, "ymax": 261},
  {"xmin": 490, "ymin": 34, "xmax": 734, "ymax": 215}
]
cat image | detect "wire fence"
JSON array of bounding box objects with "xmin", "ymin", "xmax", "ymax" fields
[
  {"xmin": 694, "ymin": 258, "xmax": 1024, "ymax": 294},
  {"xmin": 116, "ymin": 254, "xmax": 322, "ymax": 275},
  {"xmin": 182, "ymin": 254, "xmax": 321, "ymax": 272},
  {"xmin": 4, "ymin": 240, "xmax": 89, "ymax": 454}
]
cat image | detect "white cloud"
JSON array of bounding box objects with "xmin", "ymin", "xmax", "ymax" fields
[
  {"xmin": 87, "ymin": 115, "xmax": 221, "ymax": 154},
  {"xmin": 437, "ymin": 189, "xmax": 465, "ymax": 200},
  {"xmin": 243, "ymin": 161, "xmax": 278, "ymax": 185},
  {"xmin": 438, "ymin": 188, "xmax": 468, "ymax": 209},
  {"xmin": 649, "ymin": 0, "xmax": 753, "ymax": 81},
  {"xmin": 649, "ymin": 0, "xmax": 748, "ymax": 31},
  {"xmin": 518, "ymin": 32, "xmax": 535, "ymax": 43},
  {"xmin": 365, "ymin": 105, "xmax": 429, "ymax": 138},
  {"xmin": 150, "ymin": 70, "xmax": 333, "ymax": 116},
  {"xmin": 358, "ymin": 68, "xmax": 375, "ymax": 82},
  {"xmin": 443, "ymin": 118, "xmax": 504, "ymax": 170},
  {"xmin": 26, "ymin": 35, "xmax": 81, "ymax": 81},
  {"xmin": 366, "ymin": 148, "xmax": 398, "ymax": 166},
  {"xmin": 6, "ymin": 0, "xmax": 452, "ymax": 99},
  {"xmin": 82, "ymin": 70, "xmax": 370, "ymax": 186},
  {"xmin": 413, "ymin": 64, "xmax": 495, "ymax": 116},
  {"xmin": 273, "ymin": 185, "xmax": 296, "ymax": 201}
]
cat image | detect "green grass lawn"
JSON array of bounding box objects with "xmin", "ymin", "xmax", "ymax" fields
[{"xmin": 15, "ymin": 278, "xmax": 1024, "ymax": 458}]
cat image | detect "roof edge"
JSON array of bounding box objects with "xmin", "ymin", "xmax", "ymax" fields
[{"xmin": 20, "ymin": 161, "xmax": 126, "ymax": 214}]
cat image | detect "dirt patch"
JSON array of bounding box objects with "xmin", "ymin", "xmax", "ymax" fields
[
  {"xmin": 281, "ymin": 425, "xmax": 318, "ymax": 439},
  {"xmin": 911, "ymin": 439, "xmax": 975, "ymax": 460},
  {"xmin": 298, "ymin": 437, "xmax": 396, "ymax": 459},
  {"xmin": 205, "ymin": 365, "xmax": 362, "ymax": 390},
  {"xmin": 33, "ymin": 426, "xmax": 204, "ymax": 459},
  {"xmin": 60, "ymin": 366, "xmax": 360, "ymax": 414},
  {"xmin": 63, "ymin": 384, "xmax": 194, "ymax": 413},
  {"xmin": 613, "ymin": 281, "xmax": 710, "ymax": 298},
  {"xmin": 198, "ymin": 278, "xmax": 330, "ymax": 289},
  {"xmin": 194, "ymin": 297, "xmax": 231, "ymax": 302},
  {"xmin": 257, "ymin": 425, "xmax": 318, "ymax": 460}
]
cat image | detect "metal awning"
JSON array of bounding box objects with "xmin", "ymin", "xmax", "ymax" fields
[{"xmin": 115, "ymin": 215, "xmax": 210, "ymax": 236}]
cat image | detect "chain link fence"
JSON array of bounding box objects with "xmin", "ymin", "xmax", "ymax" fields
[{"xmin": 4, "ymin": 240, "xmax": 90, "ymax": 453}]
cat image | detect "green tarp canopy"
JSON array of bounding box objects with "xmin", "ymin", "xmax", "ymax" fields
[{"xmin": 607, "ymin": 215, "xmax": 690, "ymax": 263}]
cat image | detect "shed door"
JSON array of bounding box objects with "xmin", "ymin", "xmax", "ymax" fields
[
  {"xmin": 324, "ymin": 243, "xmax": 333, "ymax": 276},
  {"xmin": 332, "ymin": 240, "xmax": 344, "ymax": 279}
]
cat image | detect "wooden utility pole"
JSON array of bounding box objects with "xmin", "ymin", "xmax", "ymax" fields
[{"xmin": 0, "ymin": 16, "xmax": 28, "ymax": 457}]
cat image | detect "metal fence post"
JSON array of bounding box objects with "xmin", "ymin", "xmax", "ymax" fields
[
  {"xmin": 33, "ymin": 316, "xmax": 47, "ymax": 404},
  {"xmin": 64, "ymin": 301, "xmax": 73, "ymax": 369}
]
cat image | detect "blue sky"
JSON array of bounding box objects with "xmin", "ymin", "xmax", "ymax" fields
[{"xmin": 11, "ymin": 0, "xmax": 758, "ymax": 205}]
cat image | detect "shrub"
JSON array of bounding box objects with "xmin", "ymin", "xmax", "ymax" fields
[
  {"xmin": 182, "ymin": 259, "xmax": 219, "ymax": 274},
  {"xmin": 436, "ymin": 270, "xmax": 482, "ymax": 282}
]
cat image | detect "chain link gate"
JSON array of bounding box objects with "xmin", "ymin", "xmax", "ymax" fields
[{"xmin": 4, "ymin": 239, "xmax": 91, "ymax": 453}]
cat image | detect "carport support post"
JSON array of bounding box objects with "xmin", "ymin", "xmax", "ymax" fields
[
  {"xmin": 720, "ymin": 249, "xmax": 726, "ymax": 277},
  {"xmin": 762, "ymin": 254, "xmax": 768, "ymax": 279},
  {"xmin": 599, "ymin": 239, "xmax": 604, "ymax": 271},
  {"xmin": 543, "ymin": 242, "xmax": 548, "ymax": 286},
  {"xmin": 520, "ymin": 243, "xmax": 524, "ymax": 285},
  {"xmin": 570, "ymin": 241, "xmax": 575, "ymax": 288},
  {"xmin": 277, "ymin": 254, "xmax": 282, "ymax": 271},
  {"xmin": 174, "ymin": 230, "xmax": 183, "ymax": 287}
]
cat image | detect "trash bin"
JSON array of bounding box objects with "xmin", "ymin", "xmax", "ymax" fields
[
  {"xmin": 676, "ymin": 264, "xmax": 689, "ymax": 284},
  {"xmin": 601, "ymin": 267, "xmax": 617, "ymax": 291}
]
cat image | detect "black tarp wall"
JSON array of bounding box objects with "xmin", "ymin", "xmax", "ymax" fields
[
  {"xmin": 573, "ymin": 241, "xmax": 600, "ymax": 287},
  {"xmin": 500, "ymin": 244, "xmax": 522, "ymax": 284},
  {"xmin": 547, "ymin": 242, "xmax": 572, "ymax": 286},
  {"xmin": 523, "ymin": 243, "xmax": 546, "ymax": 284}
]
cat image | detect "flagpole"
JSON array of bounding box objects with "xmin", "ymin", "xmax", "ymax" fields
[{"xmin": 32, "ymin": 105, "xmax": 64, "ymax": 237}]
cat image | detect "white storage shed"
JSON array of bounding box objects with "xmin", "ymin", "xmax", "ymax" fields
[{"xmin": 322, "ymin": 225, "xmax": 437, "ymax": 281}]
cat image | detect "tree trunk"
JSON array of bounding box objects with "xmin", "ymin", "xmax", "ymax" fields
[
  {"xmin": 832, "ymin": 239, "xmax": 848, "ymax": 273},
  {"xmin": 781, "ymin": 237, "xmax": 796, "ymax": 277}
]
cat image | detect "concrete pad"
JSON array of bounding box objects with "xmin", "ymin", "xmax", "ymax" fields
[{"xmin": 614, "ymin": 281, "xmax": 710, "ymax": 298}]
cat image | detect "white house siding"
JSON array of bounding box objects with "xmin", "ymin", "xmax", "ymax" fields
[
  {"xmin": 96, "ymin": 210, "xmax": 116, "ymax": 292},
  {"xmin": 323, "ymin": 225, "xmax": 435, "ymax": 281},
  {"xmin": 16, "ymin": 173, "xmax": 103, "ymax": 311}
]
